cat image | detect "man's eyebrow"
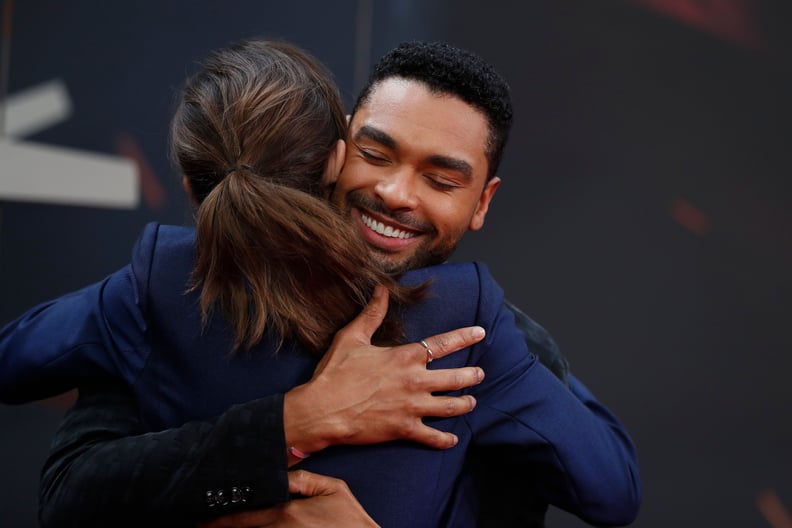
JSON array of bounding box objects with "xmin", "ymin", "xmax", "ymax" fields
[
  {"xmin": 354, "ymin": 125, "xmax": 397, "ymax": 150},
  {"xmin": 355, "ymin": 124, "xmax": 473, "ymax": 180},
  {"xmin": 427, "ymin": 155, "xmax": 473, "ymax": 180}
]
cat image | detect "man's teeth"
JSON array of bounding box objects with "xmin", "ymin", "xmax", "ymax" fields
[{"xmin": 361, "ymin": 214, "xmax": 416, "ymax": 239}]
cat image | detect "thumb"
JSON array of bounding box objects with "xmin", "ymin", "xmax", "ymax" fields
[
  {"xmin": 337, "ymin": 285, "xmax": 389, "ymax": 345},
  {"xmin": 288, "ymin": 469, "xmax": 342, "ymax": 497}
]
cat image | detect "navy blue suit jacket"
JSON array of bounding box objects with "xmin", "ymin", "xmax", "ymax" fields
[{"xmin": 1, "ymin": 223, "xmax": 640, "ymax": 527}]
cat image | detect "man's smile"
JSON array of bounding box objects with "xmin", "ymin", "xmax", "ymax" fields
[
  {"xmin": 360, "ymin": 213, "xmax": 417, "ymax": 240},
  {"xmin": 353, "ymin": 208, "xmax": 422, "ymax": 252}
]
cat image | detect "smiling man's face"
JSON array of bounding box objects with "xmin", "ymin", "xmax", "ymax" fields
[{"xmin": 330, "ymin": 77, "xmax": 501, "ymax": 273}]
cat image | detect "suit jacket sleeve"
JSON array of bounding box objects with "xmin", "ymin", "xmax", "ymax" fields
[
  {"xmin": 465, "ymin": 264, "xmax": 641, "ymax": 526},
  {"xmin": 473, "ymin": 302, "xmax": 569, "ymax": 528},
  {"xmin": 39, "ymin": 381, "xmax": 291, "ymax": 528},
  {"xmin": 0, "ymin": 224, "xmax": 163, "ymax": 404}
]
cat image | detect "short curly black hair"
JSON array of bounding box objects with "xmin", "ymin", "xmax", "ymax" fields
[{"xmin": 353, "ymin": 41, "xmax": 513, "ymax": 180}]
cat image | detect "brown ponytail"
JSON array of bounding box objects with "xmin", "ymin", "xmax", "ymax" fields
[{"xmin": 170, "ymin": 39, "xmax": 423, "ymax": 353}]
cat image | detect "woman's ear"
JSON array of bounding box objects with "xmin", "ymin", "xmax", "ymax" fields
[
  {"xmin": 323, "ymin": 139, "xmax": 346, "ymax": 185},
  {"xmin": 182, "ymin": 175, "xmax": 198, "ymax": 205}
]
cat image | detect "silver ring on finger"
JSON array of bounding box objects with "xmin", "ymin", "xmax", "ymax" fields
[{"xmin": 420, "ymin": 339, "xmax": 434, "ymax": 364}]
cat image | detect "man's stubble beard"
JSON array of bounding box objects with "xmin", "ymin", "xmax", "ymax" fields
[
  {"xmin": 368, "ymin": 238, "xmax": 458, "ymax": 275},
  {"xmin": 329, "ymin": 187, "xmax": 460, "ymax": 274}
]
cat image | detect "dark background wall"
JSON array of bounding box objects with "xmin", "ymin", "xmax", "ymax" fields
[{"xmin": 2, "ymin": 1, "xmax": 791, "ymax": 526}]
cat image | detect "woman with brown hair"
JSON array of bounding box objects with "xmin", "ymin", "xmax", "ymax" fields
[{"xmin": 175, "ymin": 39, "xmax": 422, "ymax": 355}]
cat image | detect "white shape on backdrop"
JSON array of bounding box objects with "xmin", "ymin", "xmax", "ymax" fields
[
  {"xmin": 0, "ymin": 140, "xmax": 138, "ymax": 208},
  {"xmin": 0, "ymin": 79, "xmax": 139, "ymax": 209},
  {"xmin": 4, "ymin": 78, "xmax": 71, "ymax": 137}
]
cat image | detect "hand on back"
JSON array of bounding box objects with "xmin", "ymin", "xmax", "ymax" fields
[
  {"xmin": 284, "ymin": 286, "xmax": 486, "ymax": 454},
  {"xmin": 196, "ymin": 470, "xmax": 379, "ymax": 528}
]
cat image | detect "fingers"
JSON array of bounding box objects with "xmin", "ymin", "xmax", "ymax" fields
[
  {"xmin": 419, "ymin": 326, "xmax": 485, "ymax": 362},
  {"xmin": 424, "ymin": 367, "xmax": 485, "ymax": 393},
  {"xmin": 196, "ymin": 507, "xmax": 283, "ymax": 528},
  {"xmin": 407, "ymin": 421, "xmax": 463, "ymax": 450},
  {"xmin": 283, "ymin": 471, "xmax": 378, "ymax": 528}
]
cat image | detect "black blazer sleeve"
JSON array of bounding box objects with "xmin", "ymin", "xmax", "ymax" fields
[{"xmin": 39, "ymin": 381, "xmax": 290, "ymax": 528}]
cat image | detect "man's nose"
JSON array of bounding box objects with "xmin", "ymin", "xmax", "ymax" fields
[{"xmin": 374, "ymin": 170, "xmax": 419, "ymax": 211}]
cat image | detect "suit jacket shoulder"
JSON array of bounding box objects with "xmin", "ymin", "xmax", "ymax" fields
[{"xmin": 0, "ymin": 221, "xmax": 178, "ymax": 403}]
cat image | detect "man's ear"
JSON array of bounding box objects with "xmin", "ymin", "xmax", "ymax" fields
[
  {"xmin": 469, "ymin": 176, "xmax": 501, "ymax": 231},
  {"xmin": 323, "ymin": 139, "xmax": 346, "ymax": 185}
]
